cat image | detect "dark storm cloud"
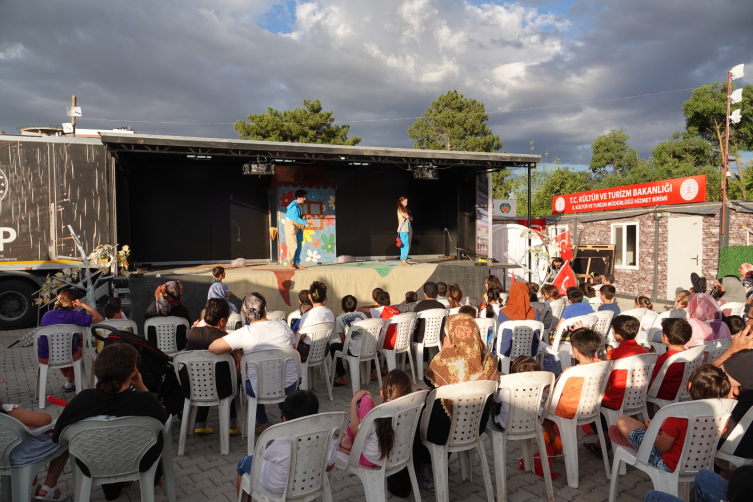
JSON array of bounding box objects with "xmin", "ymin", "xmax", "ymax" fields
[{"xmin": 0, "ymin": 0, "xmax": 749, "ymax": 165}]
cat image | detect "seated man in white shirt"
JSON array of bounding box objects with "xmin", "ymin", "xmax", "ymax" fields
[{"xmin": 234, "ymin": 390, "xmax": 337, "ymax": 497}]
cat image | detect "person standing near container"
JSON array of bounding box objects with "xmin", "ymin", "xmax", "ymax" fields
[
  {"xmin": 285, "ymin": 190, "xmax": 308, "ymax": 269},
  {"xmin": 397, "ymin": 196, "xmax": 413, "ymax": 266}
]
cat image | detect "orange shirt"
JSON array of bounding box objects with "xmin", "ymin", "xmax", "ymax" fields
[
  {"xmin": 554, "ymin": 374, "xmax": 584, "ymax": 419},
  {"xmin": 602, "ymin": 340, "xmax": 649, "ymax": 410}
]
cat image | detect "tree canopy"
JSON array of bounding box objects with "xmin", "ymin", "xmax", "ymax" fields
[
  {"xmin": 408, "ymin": 90, "xmax": 503, "ymax": 152},
  {"xmin": 234, "ymin": 99, "xmax": 361, "ymax": 145},
  {"xmin": 589, "ymin": 129, "xmax": 640, "ymax": 176}
]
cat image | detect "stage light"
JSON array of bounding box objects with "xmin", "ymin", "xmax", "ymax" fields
[
  {"xmin": 243, "ymin": 156, "xmax": 274, "ymax": 175},
  {"xmin": 413, "ymin": 163, "xmax": 438, "ymax": 180}
]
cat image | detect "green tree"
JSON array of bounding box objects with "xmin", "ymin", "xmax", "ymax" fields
[
  {"xmin": 234, "ymin": 99, "xmax": 361, "ymax": 145},
  {"xmin": 512, "ymin": 161, "xmax": 591, "ymax": 216},
  {"xmin": 408, "ymin": 90, "xmax": 503, "ymax": 152},
  {"xmin": 589, "ymin": 129, "xmax": 640, "ymax": 177}
]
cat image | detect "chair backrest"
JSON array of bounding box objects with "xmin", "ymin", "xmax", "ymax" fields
[
  {"xmin": 550, "ymin": 314, "xmax": 597, "ymax": 350},
  {"xmin": 474, "ymin": 318, "xmax": 496, "ymax": 351},
  {"xmin": 144, "ymin": 316, "xmax": 190, "ymax": 354},
  {"xmin": 497, "ymin": 320, "xmax": 544, "ymax": 360},
  {"xmin": 249, "ymin": 412, "xmax": 346, "ymax": 500},
  {"xmin": 548, "ymin": 360, "xmax": 612, "ymax": 422},
  {"xmin": 59, "ymin": 416, "xmax": 166, "ymax": 480},
  {"xmin": 417, "ymin": 309, "xmax": 448, "ymax": 347},
  {"xmin": 0, "ymin": 413, "xmax": 32, "ymax": 469},
  {"xmin": 267, "ymin": 310, "xmax": 287, "ymax": 322},
  {"xmin": 227, "ymin": 313, "xmax": 245, "ymax": 331},
  {"xmin": 644, "ymin": 310, "xmax": 675, "ymax": 344},
  {"xmin": 549, "ymin": 298, "xmax": 568, "ymax": 325},
  {"xmin": 721, "ymin": 302, "xmax": 746, "ymax": 317},
  {"xmin": 498, "ymin": 371, "xmax": 554, "ymax": 437},
  {"xmin": 95, "ymin": 319, "xmax": 139, "ymax": 337},
  {"xmin": 346, "ymin": 318, "xmax": 385, "ymax": 360},
  {"xmin": 383, "ymin": 313, "xmax": 417, "ymax": 352},
  {"xmin": 173, "ymin": 351, "xmax": 237, "ymax": 404},
  {"xmin": 448, "ymin": 307, "xmax": 461, "ymax": 315},
  {"xmin": 240, "ymin": 349, "xmax": 301, "ymax": 404},
  {"xmin": 33, "ymin": 324, "xmax": 83, "ymax": 366},
  {"xmin": 635, "ymin": 399, "xmax": 735, "ymax": 478},
  {"xmin": 608, "ymin": 353, "xmax": 657, "ymax": 413},
  {"xmin": 347, "ymin": 391, "xmax": 428, "ymax": 473},
  {"xmin": 647, "ymin": 345, "xmax": 705, "ymax": 402},
  {"xmin": 701, "ymin": 338, "xmax": 732, "ymax": 364},
  {"xmin": 298, "ymin": 322, "xmax": 334, "ymax": 365},
  {"xmin": 718, "ymin": 404, "xmax": 753, "ymax": 456},
  {"xmin": 620, "ymin": 307, "xmax": 648, "ymax": 321},
  {"xmin": 421, "ymin": 380, "xmax": 498, "ymax": 448},
  {"xmin": 592, "ymin": 310, "xmax": 614, "ymax": 338}
]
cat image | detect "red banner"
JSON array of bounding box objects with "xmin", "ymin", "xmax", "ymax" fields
[
  {"xmin": 552, "ymin": 175, "xmax": 706, "ymax": 214},
  {"xmin": 516, "ymin": 218, "xmax": 547, "ymax": 232}
]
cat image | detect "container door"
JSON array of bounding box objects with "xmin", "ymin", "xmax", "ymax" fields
[{"xmin": 666, "ymin": 216, "xmax": 703, "ymax": 299}]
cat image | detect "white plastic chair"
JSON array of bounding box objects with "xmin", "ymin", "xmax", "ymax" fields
[
  {"xmin": 547, "ymin": 298, "xmax": 568, "ymax": 331},
  {"xmin": 33, "ymin": 324, "xmax": 87, "ymax": 409},
  {"xmin": 0, "ymin": 414, "xmax": 68, "ymax": 502},
  {"xmin": 413, "ymin": 309, "xmax": 447, "ymax": 382},
  {"xmin": 335, "ymin": 391, "xmax": 428, "ymax": 502},
  {"xmin": 540, "ymin": 314, "xmax": 597, "ymax": 371},
  {"xmin": 238, "ymin": 412, "xmax": 346, "ymax": 502},
  {"xmin": 638, "ymin": 310, "xmax": 658, "ymax": 343},
  {"xmin": 330, "ymin": 318, "xmax": 385, "ymax": 394},
  {"xmin": 266, "ymin": 310, "xmax": 287, "ymax": 322},
  {"xmin": 448, "ymin": 307, "xmax": 461, "ymax": 315},
  {"xmin": 485, "ymin": 372, "xmax": 555, "ymax": 502},
  {"xmin": 173, "ymin": 351, "xmax": 238, "ymax": 456},
  {"xmin": 716, "ymin": 405, "xmax": 753, "ymax": 468},
  {"xmin": 592, "ymin": 310, "xmax": 615, "ymax": 352},
  {"xmin": 228, "ymin": 313, "xmax": 245, "ymax": 331},
  {"xmin": 646, "ymin": 344, "xmax": 705, "ymax": 409},
  {"xmin": 144, "ymin": 316, "xmax": 189, "ymax": 355},
  {"xmin": 298, "ymin": 322, "xmax": 334, "ymax": 400},
  {"xmin": 496, "ymin": 320, "xmax": 544, "ymax": 374},
  {"xmin": 643, "ymin": 310, "xmax": 687, "ymax": 347},
  {"xmin": 700, "ymin": 338, "xmax": 732, "ymax": 364},
  {"xmin": 58, "ymin": 416, "xmax": 177, "ymax": 502},
  {"xmin": 545, "ymin": 359, "xmax": 613, "ymax": 488},
  {"xmin": 420, "ymin": 380, "xmax": 497, "ymax": 502},
  {"xmin": 720, "ymin": 301, "xmax": 746, "ymax": 317},
  {"xmin": 601, "ymin": 353, "xmax": 657, "ymax": 429},
  {"xmin": 89, "ymin": 320, "xmax": 140, "ymax": 387},
  {"xmin": 475, "ymin": 318, "xmax": 497, "ymax": 352},
  {"xmin": 286, "ymin": 310, "xmax": 301, "ymax": 328},
  {"xmin": 377, "ymin": 312, "xmax": 417, "ymax": 383},
  {"xmin": 608, "ymin": 399, "xmax": 736, "ymax": 502},
  {"xmin": 240, "ymin": 349, "xmax": 301, "ymax": 455}
]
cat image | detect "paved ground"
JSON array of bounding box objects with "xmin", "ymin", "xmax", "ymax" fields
[{"xmin": 2, "ymin": 299, "xmax": 654, "ymax": 502}]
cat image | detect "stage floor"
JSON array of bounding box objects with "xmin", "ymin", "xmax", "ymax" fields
[{"xmin": 127, "ymin": 258, "xmax": 489, "ymax": 323}]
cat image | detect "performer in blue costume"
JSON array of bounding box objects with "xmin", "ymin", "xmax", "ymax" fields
[{"xmin": 284, "ymin": 190, "xmax": 308, "ymax": 269}]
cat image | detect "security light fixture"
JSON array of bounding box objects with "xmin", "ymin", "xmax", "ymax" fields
[
  {"xmin": 413, "ymin": 163, "xmax": 438, "ymax": 180},
  {"xmin": 243, "ymin": 156, "xmax": 274, "ymax": 175}
]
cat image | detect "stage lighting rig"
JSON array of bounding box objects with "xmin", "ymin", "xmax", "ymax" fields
[
  {"xmin": 413, "ymin": 163, "xmax": 438, "ymax": 180},
  {"xmin": 243, "ymin": 156, "xmax": 274, "ymax": 175}
]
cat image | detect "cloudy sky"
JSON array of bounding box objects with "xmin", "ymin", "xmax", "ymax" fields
[{"xmin": 0, "ymin": 0, "xmax": 750, "ymax": 165}]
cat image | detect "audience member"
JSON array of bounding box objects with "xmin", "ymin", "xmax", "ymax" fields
[
  {"xmin": 207, "ymin": 266, "xmax": 239, "ymax": 313},
  {"xmin": 718, "ymin": 276, "xmax": 747, "ymax": 306},
  {"xmin": 723, "ymin": 315, "xmax": 746, "ymax": 336},
  {"xmin": 412, "ymin": 282, "xmax": 447, "ymax": 344},
  {"xmin": 603, "ymin": 273, "xmax": 616, "ymax": 286},
  {"xmin": 492, "ymin": 356, "xmax": 542, "ymax": 430},
  {"xmin": 649, "ymin": 318, "xmax": 692, "ymax": 401},
  {"xmin": 378, "ymin": 291, "xmax": 401, "ymax": 352},
  {"xmin": 598, "ymin": 285, "xmax": 620, "ymax": 316},
  {"xmin": 144, "ymin": 280, "xmax": 192, "ymax": 324},
  {"xmin": 480, "ymin": 288, "xmax": 502, "ymax": 322},
  {"xmin": 288, "ymin": 289, "xmax": 312, "ymax": 327},
  {"xmin": 497, "ymin": 282, "xmax": 540, "ymax": 357},
  {"xmin": 635, "ymin": 296, "xmax": 653, "ymax": 311},
  {"xmin": 104, "ymin": 296, "xmax": 128, "ymax": 319},
  {"xmin": 436, "ymin": 282, "xmax": 450, "ymax": 307},
  {"xmin": 39, "ymin": 288, "xmax": 102, "ymax": 392},
  {"xmin": 331, "ymin": 295, "xmax": 367, "ymax": 386},
  {"xmin": 555, "ymin": 287, "xmax": 593, "ymax": 333},
  {"xmin": 539, "ymin": 284, "xmax": 560, "ymax": 331},
  {"xmin": 448, "ymin": 283, "xmax": 463, "ymax": 308},
  {"xmin": 527, "ymin": 282, "xmax": 540, "ymax": 303},
  {"xmin": 296, "ymin": 281, "xmax": 335, "ymax": 361},
  {"xmin": 686, "ymin": 293, "xmax": 732, "ymax": 347},
  {"xmin": 209, "ymin": 292, "xmax": 297, "ymax": 435},
  {"xmin": 362, "ymin": 287, "xmax": 384, "ymax": 318},
  {"xmin": 479, "ymin": 275, "xmax": 503, "ymax": 310},
  {"xmin": 404, "ymin": 291, "xmax": 418, "ymax": 304},
  {"xmin": 591, "ymin": 273, "xmax": 603, "ymax": 291}
]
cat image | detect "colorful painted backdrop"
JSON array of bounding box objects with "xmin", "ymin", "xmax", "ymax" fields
[{"xmin": 276, "ymin": 186, "xmax": 337, "ymax": 264}]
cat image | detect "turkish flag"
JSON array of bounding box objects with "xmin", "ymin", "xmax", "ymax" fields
[
  {"xmin": 553, "ymin": 231, "xmax": 574, "ymax": 261},
  {"xmin": 552, "ymin": 260, "xmax": 576, "ymax": 296}
]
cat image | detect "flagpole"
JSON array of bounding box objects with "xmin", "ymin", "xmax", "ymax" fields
[{"xmin": 527, "ymin": 164, "xmax": 532, "ymax": 282}]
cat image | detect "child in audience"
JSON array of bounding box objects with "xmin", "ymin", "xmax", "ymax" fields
[
  {"xmin": 105, "ymin": 297, "xmax": 128, "ymax": 319},
  {"xmin": 331, "ymin": 295, "xmax": 368, "ymax": 386},
  {"xmin": 554, "ymin": 287, "xmax": 593, "ymax": 333},
  {"xmin": 404, "ymin": 291, "xmax": 418, "ymax": 305},
  {"xmin": 598, "ymin": 285, "xmax": 620, "ymax": 316},
  {"xmin": 296, "ymin": 281, "xmax": 335, "ymax": 362},
  {"xmin": 539, "ymin": 284, "xmax": 560, "ymax": 331},
  {"xmin": 591, "ymin": 273, "xmax": 603, "ymax": 291},
  {"xmin": 457, "ymin": 305, "xmax": 478, "ymax": 317},
  {"xmin": 492, "ymin": 356, "xmax": 542, "ymax": 430},
  {"xmin": 448, "ymin": 283, "xmax": 463, "ymax": 308},
  {"xmin": 363, "ymin": 287, "xmax": 385, "ymax": 318},
  {"xmin": 235, "ymin": 390, "xmax": 337, "ymax": 497},
  {"xmin": 579, "ymin": 282, "xmax": 596, "ymax": 307},
  {"xmin": 378, "ymin": 291, "xmax": 400, "ymax": 349},
  {"xmin": 436, "ymin": 282, "xmax": 450, "ymax": 307},
  {"xmin": 527, "ymin": 283, "xmax": 540, "ymax": 303},
  {"xmin": 543, "ymin": 328, "xmax": 602, "ymax": 449},
  {"xmin": 635, "ymin": 296, "xmax": 654, "ymax": 311},
  {"xmin": 614, "ymin": 364, "xmax": 730, "ymax": 473},
  {"xmin": 0, "ymin": 400, "xmax": 68, "ymax": 500},
  {"xmin": 339, "ymin": 369, "xmax": 413, "ymax": 467},
  {"xmin": 723, "ymin": 315, "xmax": 746, "ymax": 336},
  {"xmin": 480, "ymin": 288, "xmax": 502, "ymax": 322},
  {"xmin": 649, "ymin": 318, "xmax": 692, "ymax": 401},
  {"xmin": 289, "ymin": 290, "xmax": 312, "ymax": 327},
  {"xmin": 207, "ymin": 266, "xmax": 238, "ymax": 313}
]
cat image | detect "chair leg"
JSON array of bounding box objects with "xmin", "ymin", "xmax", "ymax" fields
[
  {"xmin": 161, "ymin": 450, "xmax": 177, "ymax": 502},
  {"xmin": 557, "ymin": 420, "xmax": 580, "ymax": 488},
  {"xmin": 73, "ymin": 360, "xmax": 83, "ymax": 393},
  {"xmin": 477, "ymin": 443, "xmax": 495, "ymax": 502},
  {"xmin": 10, "ymin": 464, "xmax": 34, "ymax": 502},
  {"xmin": 178, "ymin": 400, "xmax": 191, "ymax": 456},
  {"xmin": 247, "ymin": 398, "xmax": 258, "ymax": 456},
  {"xmin": 535, "ymin": 430, "xmax": 555, "ymax": 502},
  {"xmin": 322, "ymin": 361, "xmax": 333, "ymax": 401},
  {"xmin": 38, "ymin": 365, "xmax": 48, "ymax": 409},
  {"xmin": 1, "ymin": 474, "xmax": 11, "ymax": 502},
  {"xmin": 403, "ymin": 347, "xmax": 417, "ymax": 383},
  {"xmin": 415, "ymin": 343, "xmax": 425, "ymax": 382},
  {"xmin": 489, "ymin": 432, "xmax": 507, "ymax": 502},
  {"xmin": 374, "ymin": 356, "xmax": 382, "ymax": 389},
  {"xmin": 74, "ymin": 464, "xmax": 92, "ymax": 502},
  {"xmin": 521, "ymin": 439, "xmax": 534, "ymax": 473},
  {"xmin": 594, "ymin": 418, "xmax": 611, "ymax": 479},
  {"xmin": 607, "ymin": 454, "xmax": 623, "ymax": 502},
  {"xmin": 460, "ymin": 450, "xmax": 471, "ymax": 481},
  {"xmin": 428, "ymin": 444, "xmax": 450, "ymax": 502},
  {"xmin": 219, "ymin": 399, "xmax": 230, "ymax": 455},
  {"xmin": 139, "ymin": 462, "xmax": 160, "ymax": 502},
  {"xmin": 348, "ymin": 358, "xmax": 361, "ymax": 395},
  {"xmin": 406, "ymin": 461, "xmax": 422, "ymax": 502}
]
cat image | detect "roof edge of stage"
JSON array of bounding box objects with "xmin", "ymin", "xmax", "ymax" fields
[{"xmin": 100, "ymin": 132, "xmax": 540, "ymax": 167}]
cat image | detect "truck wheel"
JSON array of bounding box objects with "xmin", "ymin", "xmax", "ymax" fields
[{"xmin": 0, "ymin": 280, "xmax": 39, "ymax": 329}]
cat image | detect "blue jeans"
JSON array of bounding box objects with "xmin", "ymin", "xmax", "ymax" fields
[
  {"xmin": 644, "ymin": 492, "xmax": 682, "ymax": 502},
  {"xmin": 246, "ymin": 380, "xmax": 297, "ymax": 424},
  {"xmin": 643, "ymin": 469, "xmax": 727, "ymax": 502},
  {"xmin": 294, "ymin": 230, "xmax": 303, "ymax": 264},
  {"xmin": 399, "ymin": 231, "xmax": 410, "ymax": 260}
]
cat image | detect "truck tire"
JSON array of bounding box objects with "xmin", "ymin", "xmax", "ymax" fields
[{"xmin": 0, "ymin": 280, "xmax": 39, "ymax": 329}]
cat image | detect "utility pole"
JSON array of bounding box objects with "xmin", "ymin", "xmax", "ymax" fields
[{"xmin": 71, "ymin": 95, "xmax": 77, "ymax": 136}]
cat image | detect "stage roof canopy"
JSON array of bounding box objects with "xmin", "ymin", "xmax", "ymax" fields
[{"xmin": 100, "ymin": 133, "xmax": 540, "ymax": 171}]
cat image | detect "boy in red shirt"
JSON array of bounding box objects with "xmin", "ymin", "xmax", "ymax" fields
[
  {"xmin": 614, "ymin": 364, "xmax": 730, "ymax": 472},
  {"xmin": 650, "ymin": 318, "xmax": 693, "ymax": 401}
]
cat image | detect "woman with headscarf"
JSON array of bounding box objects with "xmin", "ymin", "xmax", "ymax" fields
[
  {"xmin": 209, "ymin": 292, "xmax": 298, "ymax": 434},
  {"xmin": 686, "ymin": 293, "xmax": 732, "ymax": 348},
  {"xmin": 144, "ymin": 280, "xmax": 191, "ymax": 324},
  {"xmin": 718, "ymin": 276, "xmax": 748, "ymax": 305},
  {"xmin": 496, "ymin": 282, "xmax": 540, "ymax": 357}
]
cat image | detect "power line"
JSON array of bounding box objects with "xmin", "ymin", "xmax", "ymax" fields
[{"xmin": 78, "ymin": 86, "xmax": 697, "ymax": 127}]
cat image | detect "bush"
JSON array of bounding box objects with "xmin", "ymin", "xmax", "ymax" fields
[{"xmin": 718, "ymin": 246, "xmax": 753, "ymax": 278}]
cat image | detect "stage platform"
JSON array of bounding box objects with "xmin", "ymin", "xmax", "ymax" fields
[{"xmin": 127, "ymin": 257, "xmax": 490, "ymax": 324}]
